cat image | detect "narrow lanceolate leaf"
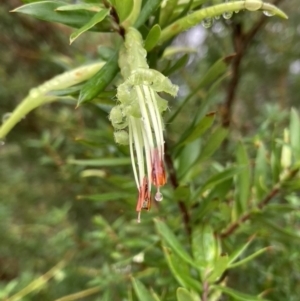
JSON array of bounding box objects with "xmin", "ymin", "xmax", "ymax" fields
[
  {"xmin": 79, "ymin": 51, "xmax": 119, "ymax": 104},
  {"xmin": 164, "ymin": 54, "xmax": 189, "ymax": 76},
  {"xmin": 290, "ymin": 108, "xmax": 300, "ymax": 161},
  {"xmin": 70, "ymin": 9, "xmax": 110, "ymax": 44},
  {"xmin": 115, "ymin": 0, "xmax": 133, "ymax": 22},
  {"xmin": 213, "ymin": 285, "xmax": 270, "ymax": 301},
  {"xmin": 159, "ymin": 0, "xmax": 178, "ymax": 28},
  {"xmin": 131, "ymin": 278, "xmax": 156, "ymax": 301},
  {"xmin": 176, "ymin": 287, "xmax": 195, "ymax": 301},
  {"xmin": 176, "ymin": 113, "xmax": 215, "ymax": 148},
  {"xmin": 235, "ymin": 141, "xmax": 251, "ymax": 213},
  {"xmin": 121, "ymin": 0, "xmax": 142, "ymax": 28},
  {"xmin": 154, "ymin": 219, "xmax": 195, "ymax": 267},
  {"xmin": 192, "ymin": 225, "xmax": 217, "ymax": 269},
  {"xmin": 168, "ymin": 55, "xmax": 234, "ymax": 123},
  {"xmin": 228, "ymin": 247, "xmax": 269, "ymax": 269},
  {"xmin": 162, "ymin": 247, "xmax": 202, "ymax": 292},
  {"xmin": 134, "ymin": 0, "xmax": 163, "ymax": 28},
  {"xmin": 197, "ymin": 55, "xmax": 235, "ymax": 89},
  {"xmin": 228, "ymin": 236, "xmax": 255, "ymax": 265},
  {"xmin": 77, "ymin": 192, "xmax": 131, "ymax": 202},
  {"xmin": 0, "ymin": 63, "xmax": 104, "ymax": 139},
  {"xmin": 6, "ymin": 260, "xmax": 66, "ymax": 301},
  {"xmin": 159, "ymin": 1, "xmax": 288, "ymax": 43},
  {"xmin": 196, "ymin": 128, "xmax": 228, "ymax": 163},
  {"xmin": 12, "ymin": 1, "xmax": 111, "ymax": 31},
  {"xmin": 145, "ymin": 24, "xmax": 161, "ymax": 51},
  {"xmin": 254, "ymin": 143, "xmax": 268, "ymax": 200},
  {"xmin": 53, "ymin": 286, "xmax": 101, "ymax": 301},
  {"xmin": 67, "ymin": 158, "xmax": 131, "ymax": 166},
  {"xmin": 55, "ymin": 3, "xmax": 102, "ymax": 12},
  {"xmin": 207, "ymin": 255, "xmax": 229, "ymax": 282},
  {"xmin": 194, "ymin": 167, "xmax": 241, "ymax": 199}
]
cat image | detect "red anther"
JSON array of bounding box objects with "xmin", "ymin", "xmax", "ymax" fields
[{"xmin": 151, "ymin": 148, "xmax": 166, "ymax": 187}]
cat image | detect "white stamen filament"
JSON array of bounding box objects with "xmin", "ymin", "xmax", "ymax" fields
[
  {"xmin": 129, "ymin": 118, "xmax": 139, "ymax": 189},
  {"xmin": 135, "ymin": 86, "xmax": 154, "ymax": 150},
  {"xmin": 141, "ymin": 125, "xmax": 152, "ymax": 192},
  {"xmin": 131, "ymin": 117, "xmax": 145, "ymax": 185},
  {"xmin": 142, "ymin": 86, "xmax": 164, "ymax": 156},
  {"xmin": 149, "ymin": 88, "xmax": 165, "ymax": 158}
]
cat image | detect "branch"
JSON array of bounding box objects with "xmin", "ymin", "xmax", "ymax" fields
[
  {"xmin": 221, "ymin": 0, "xmax": 284, "ymax": 128},
  {"xmin": 164, "ymin": 141, "xmax": 191, "ymax": 236},
  {"xmin": 220, "ymin": 168, "xmax": 299, "ymax": 238},
  {"xmin": 201, "ymin": 281, "xmax": 209, "ymax": 301}
]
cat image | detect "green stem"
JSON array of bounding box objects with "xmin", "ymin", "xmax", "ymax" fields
[
  {"xmin": 159, "ymin": 1, "xmax": 288, "ymax": 44},
  {"xmin": 0, "ymin": 62, "xmax": 104, "ymax": 139}
]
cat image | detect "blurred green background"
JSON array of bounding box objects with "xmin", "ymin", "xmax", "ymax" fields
[{"xmin": 0, "ymin": 1, "xmax": 300, "ymax": 300}]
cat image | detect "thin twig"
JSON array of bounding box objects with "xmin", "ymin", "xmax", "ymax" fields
[
  {"xmin": 221, "ymin": 0, "xmax": 284, "ymax": 128},
  {"xmin": 201, "ymin": 281, "xmax": 209, "ymax": 301},
  {"xmin": 220, "ymin": 168, "xmax": 299, "ymax": 238},
  {"xmin": 164, "ymin": 141, "xmax": 191, "ymax": 236}
]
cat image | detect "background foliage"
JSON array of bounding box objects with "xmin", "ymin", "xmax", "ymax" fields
[{"xmin": 0, "ymin": 0, "xmax": 299, "ymax": 300}]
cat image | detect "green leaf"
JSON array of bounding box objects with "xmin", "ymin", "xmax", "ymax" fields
[
  {"xmin": 290, "ymin": 108, "xmax": 300, "ymax": 161},
  {"xmin": 162, "ymin": 247, "xmax": 202, "ymax": 292},
  {"xmin": 168, "ymin": 55, "xmax": 233, "ymax": 124},
  {"xmin": 213, "ymin": 285, "xmax": 270, "ymax": 301},
  {"xmin": 176, "ymin": 113, "xmax": 215, "ymax": 148},
  {"xmin": 270, "ymin": 142, "xmax": 282, "ymax": 183},
  {"xmin": 131, "ymin": 278, "xmax": 156, "ymax": 301},
  {"xmin": 193, "ymin": 167, "xmax": 241, "ymax": 200},
  {"xmin": 207, "ymin": 255, "xmax": 229, "ymax": 282},
  {"xmin": 159, "ymin": 0, "xmax": 178, "ymax": 27},
  {"xmin": 164, "ymin": 54, "xmax": 189, "ymax": 76},
  {"xmin": 235, "ymin": 141, "xmax": 251, "ymax": 213},
  {"xmin": 228, "ymin": 247, "xmax": 269, "ymax": 269},
  {"xmin": 176, "ymin": 287, "xmax": 195, "ymax": 301},
  {"xmin": 154, "ymin": 219, "xmax": 195, "ymax": 267},
  {"xmin": 162, "ymin": 46, "xmax": 197, "ymax": 58},
  {"xmin": 12, "ymin": 1, "xmax": 111, "ymax": 31},
  {"xmin": 77, "ymin": 192, "xmax": 131, "ymax": 202},
  {"xmin": 197, "ymin": 55, "xmax": 235, "ymax": 90},
  {"xmin": 122, "ymin": 0, "xmax": 142, "ymax": 28},
  {"xmin": 159, "ymin": 1, "xmax": 288, "ymax": 43},
  {"xmin": 115, "ymin": 0, "xmax": 133, "ymax": 22},
  {"xmin": 254, "ymin": 142, "xmax": 268, "ymax": 200},
  {"xmin": 228, "ymin": 236, "xmax": 255, "ymax": 265},
  {"xmin": 79, "ymin": 51, "xmax": 119, "ymax": 104},
  {"xmin": 134, "ymin": 0, "xmax": 163, "ymax": 28},
  {"xmin": 67, "ymin": 158, "xmax": 131, "ymax": 166},
  {"xmin": 195, "ymin": 127, "xmax": 228, "ymax": 163},
  {"xmin": 192, "ymin": 225, "xmax": 217, "ymax": 269},
  {"xmin": 56, "ymin": 3, "xmax": 102, "ymax": 12},
  {"xmin": 70, "ymin": 9, "xmax": 109, "ymax": 44},
  {"xmin": 145, "ymin": 24, "xmax": 161, "ymax": 51},
  {"xmin": 0, "ymin": 63, "xmax": 104, "ymax": 139}
]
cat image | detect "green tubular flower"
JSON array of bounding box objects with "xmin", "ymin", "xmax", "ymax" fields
[{"xmin": 109, "ymin": 27, "xmax": 178, "ymax": 222}]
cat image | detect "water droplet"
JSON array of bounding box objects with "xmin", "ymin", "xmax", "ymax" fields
[
  {"xmin": 215, "ymin": 15, "xmax": 220, "ymax": 20},
  {"xmin": 263, "ymin": 10, "xmax": 275, "ymax": 17},
  {"xmin": 201, "ymin": 18, "xmax": 213, "ymax": 29},
  {"xmin": 223, "ymin": 11, "xmax": 233, "ymax": 19},
  {"xmin": 155, "ymin": 191, "xmax": 163, "ymax": 202}
]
